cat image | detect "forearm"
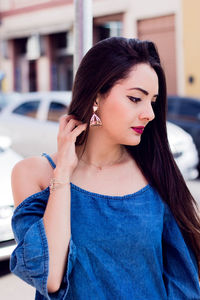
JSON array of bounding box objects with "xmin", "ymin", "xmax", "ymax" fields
[
  {"xmin": 43, "ymin": 170, "xmax": 72, "ymax": 293},
  {"xmin": 42, "ymin": 115, "xmax": 87, "ymax": 293}
]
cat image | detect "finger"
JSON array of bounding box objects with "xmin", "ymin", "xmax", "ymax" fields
[
  {"xmin": 58, "ymin": 114, "xmax": 76, "ymax": 132},
  {"xmin": 64, "ymin": 119, "xmax": 83, "ymax": 133},
  {"xmin": 71, "ymin": 123, "xmax": 88, "ymax": 138},
  {"xmin": 58, "ymin": 114, "xmax": 71, "ymax": 132}
]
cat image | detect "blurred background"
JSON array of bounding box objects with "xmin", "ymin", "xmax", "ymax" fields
[{"xmin": 0, "ymin": 0, "xmax": 199, "ymax": 298}]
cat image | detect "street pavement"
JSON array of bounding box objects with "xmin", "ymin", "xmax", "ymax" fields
[
  {"xmin": 0, "ymin": 268, "xmax": 35, "ymax": 299},
  {"xmin": 0, "ymin": 179, "xmax": 199, "ymax": 300}
]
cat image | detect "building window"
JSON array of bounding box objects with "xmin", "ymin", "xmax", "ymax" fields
[
  {"xmin": 96, "ymin": 21, "xmax": 122, "ymax": 41},
  {"xmin": 51, "ymin": 32, "xmax": 67, "ymax": 50},
  {"xmin": 50, "ymin": 32, "xmax": 73, "ymax": 91}
]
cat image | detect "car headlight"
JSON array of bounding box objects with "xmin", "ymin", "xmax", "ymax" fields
[{"xmin": 0, "ymin": 205, "xmax": 14, "ymax": 219}]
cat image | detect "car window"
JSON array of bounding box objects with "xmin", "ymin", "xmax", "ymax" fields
[
  {"xmin": 167, "ymin": 97, "xmax": 179, "ymax": 116},
  {"xmin": 47, "ymin": 101, "xmax": 68, "ymax": 122},
  {"xmin": 167, "ymin": 100, "xmax": 176, "ymax": 113},
  {"xmin": 179, "ymin": 100, "xmax": 200, "ymax": 120},
  {"xmin": 12, "ymin": 100, "xmax": 40, "ymax": 118}
]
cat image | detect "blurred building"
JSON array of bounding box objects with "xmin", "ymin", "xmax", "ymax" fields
[
  {"xmin": 182, "ymin": 0, "xmax": 200, "ymax": 97},
  {"xmin": 0, "ymin": 0, "xmax": 198, "ymax": 98}
]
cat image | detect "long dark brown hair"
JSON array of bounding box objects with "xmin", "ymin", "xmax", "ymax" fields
[{"xmin": 68, "ymin": 37, "xmax": 200, "ymax": 275}]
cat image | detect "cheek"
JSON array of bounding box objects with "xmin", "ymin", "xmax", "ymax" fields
[
  {"xmin": 99, "ymin": 99, "xmax": 132, "ymax": 135},
  {"xmin": 101, "ymin": 101, "xmax": 127, "ymax": 125}
]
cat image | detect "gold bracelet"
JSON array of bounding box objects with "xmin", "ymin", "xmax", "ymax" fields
[{"xmin": 49, "ymin": 178, "xmax": 70, "ymax": 193}]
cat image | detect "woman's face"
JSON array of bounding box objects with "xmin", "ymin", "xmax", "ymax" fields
[{"xmin": 96, "ymin": 63, "xmax": 159, "ymax": 146}]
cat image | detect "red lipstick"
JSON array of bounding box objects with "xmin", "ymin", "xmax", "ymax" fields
[{"xmin": 131, "ymin": 126, "xmax": 145, "ymax": 134}]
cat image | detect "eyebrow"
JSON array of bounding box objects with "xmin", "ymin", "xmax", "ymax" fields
[{"xmin": 127, "ymin": 87, "xmax": 158, "ymax": 98}]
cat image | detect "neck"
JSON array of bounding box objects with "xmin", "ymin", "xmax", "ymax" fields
[
  {"xmin": 80, "ymin": 147, "xmax": 126, "ymax": 169},
  {"xmin": 76, "ymin": 135, "xmax": 127, "ymax": 169}
]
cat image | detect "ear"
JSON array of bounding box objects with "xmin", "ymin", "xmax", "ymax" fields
[
  {"xmin": 95, "ymin": 93, "xmax": 102, "ymax": 105},
  {"xmin": 94, "ymin": 97, "xmax": 99, "ymax": 106}
]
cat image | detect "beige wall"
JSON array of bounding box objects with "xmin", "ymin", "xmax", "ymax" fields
[
  {"xmin": 0, "ymin": 0, "xmax": 53, "ymax": 11},
  {"xmin": 123, "ymin": 0, "xmax": 184, "ymax": 95},
  {"xmin": 123, "ymin": 0, "xmax": 180, "ymax": 37},
  {"xmin": 182, "ymin": 0, "xmax": 200, "ymax": 97},
  {"xmin": 1, "ymin": 59, "xmax": 13, "ymax": 91},
  {"xmin": 0, "ymin": 4, "xmax": 74, "ymax": 39},
  {"xmin": 37, "ymin": 57, "xmax": 50, "ymax": 91},
  {"xmin": 0, "ymin": 40, "xmax": 15, "ymax": 91},
  {"xmin": 138, "ymin": 15, "xmax": 177, "ymax": 95},
  {"xmin": 0, "ymin": 0, "xmax": 185, "ymax": 93}
]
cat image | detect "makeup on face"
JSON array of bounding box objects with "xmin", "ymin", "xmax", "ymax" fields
[
  {"xmin": 96, "ymin": 64, "xmax": 159, "ymax": 146},
  {"xmin": 131, "ymin": 126, "xmax": 144, "ymax": 134},
  {"xmin": 126, "ymin": 87, "xmax": 158, "ymax": 105}
]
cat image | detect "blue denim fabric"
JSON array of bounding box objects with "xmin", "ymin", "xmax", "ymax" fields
[{"xmin": 10, "ymin": 153, "xmax": 200, "ymax": 299}]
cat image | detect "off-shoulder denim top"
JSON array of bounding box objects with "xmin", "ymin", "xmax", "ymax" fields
[{"xmin": 10, "ymin": 153, "xmax": 200, "ymax": 299}]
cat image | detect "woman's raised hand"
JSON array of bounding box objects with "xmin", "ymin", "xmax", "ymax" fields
[{"xmin": 55, "ymin": 114, "xmax": 88, "ymax": 181}]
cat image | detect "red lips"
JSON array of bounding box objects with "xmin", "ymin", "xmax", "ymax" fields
[{"xmin": 131, "ymin": 126, "xmax": 145, "ymax": 134}]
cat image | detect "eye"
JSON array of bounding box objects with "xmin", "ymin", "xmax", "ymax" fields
[{"xmin": 127, "ymin": 96, "xmax": 141, "ymax": 103}]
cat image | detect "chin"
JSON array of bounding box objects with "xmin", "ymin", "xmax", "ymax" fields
[
  {"xmin": 123, "ymin": 138, "xmax": 141, "ymax": 146},
  {"xmin": 130, "ymin": 141, "xmax": 141, "ymax": 146}
]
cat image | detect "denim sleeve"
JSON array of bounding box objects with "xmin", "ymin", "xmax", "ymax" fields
[
  {"xmin": 162, "ymin": 204, "xmax": 200, "ymax": 299},
  {"xmin": 10, "ymin": 189, "xmax": 77, "ymax": 300}
]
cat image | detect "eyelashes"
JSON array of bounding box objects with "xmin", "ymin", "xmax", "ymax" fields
[
  {"xmin": 127, "ymin": 96, "xmax": 157, "ymax": 107},
  {"xmin": 127, "ymin": 96, "xmax": 156, "ymax": 107},
  {"xmin": 127, "ymin": 96, "xmax": 141, "ymax": 103}
]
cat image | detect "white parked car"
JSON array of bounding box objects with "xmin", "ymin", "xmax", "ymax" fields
[
  {"xmin": 0, "ymin": 135, "xmax": 22, "ymax": 261},
  {"xmin": 0, "ymin": 92, "xmax": 21, "ymax": 112},
  {"xmin": 0, "ymin": 91, "xmax": 71, "ymax": 157},
  {"xmin": 167, "ymin": 121, "xmax": 199, "ymax": 180},
  {"xmin": 0, "ymin": 92, "xmax": 198, "ymax": 180}
]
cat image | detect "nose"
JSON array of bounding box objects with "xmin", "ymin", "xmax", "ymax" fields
[{"xmin": 139, "ymin": 103, "xmax": 155, "ymax": 122}]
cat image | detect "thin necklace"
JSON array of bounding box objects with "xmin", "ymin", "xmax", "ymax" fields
[{"xmin": 80, "ymin": 149, "xmax": 126, "ymax": 171}]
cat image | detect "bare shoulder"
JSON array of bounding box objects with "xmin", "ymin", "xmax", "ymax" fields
[{"xmin": 11, "ymin": 154, "xmax": 56, "ymax": 208}]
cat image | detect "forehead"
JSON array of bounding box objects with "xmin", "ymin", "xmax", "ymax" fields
[{"xmin": 119, "ymin": 63, "xmax": 159, "ymax": 93}]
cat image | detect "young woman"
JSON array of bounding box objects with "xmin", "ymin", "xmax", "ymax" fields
[{"xmin": 10, "ymin": 37, "xmax": 200, "ymax": 299}]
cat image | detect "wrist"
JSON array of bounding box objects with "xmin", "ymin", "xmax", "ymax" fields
[
  {"xmin": 53, "ymin": 168, "xmax": 71, "ymax": 182},
  {"xmin": 49, "ymin": 177, "xmax": 70, "ymax": 194}
]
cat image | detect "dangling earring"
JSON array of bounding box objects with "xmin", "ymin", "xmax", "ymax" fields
[{"xmin": 90, "ymin": 104, "xmax": 102, "ymax": 127}]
